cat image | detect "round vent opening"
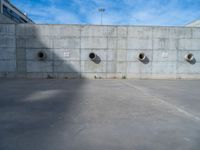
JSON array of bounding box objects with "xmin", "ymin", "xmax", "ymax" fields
[
  {"xmin": 138, "ymin": 53, "xmax": 146, "ymax": 61},
  {"xmin": 89, "ymin": 52, "xmax": 96, "ymax": 60},
  {"xmin": 37, "ymin": 51, "xmax": 46, "ymax": 61},
  {"xmin": 185, "ymin": 53, "xmax": 194, "ymax": 62}
]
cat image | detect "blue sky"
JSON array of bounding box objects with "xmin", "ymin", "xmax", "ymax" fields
[{"xmin": 11, "ymin": 0, "xmax": 200, "ymax": 26}]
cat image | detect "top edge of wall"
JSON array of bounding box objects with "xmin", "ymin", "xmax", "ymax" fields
[{"xmin": 3, "ymin": 23, "xmax": 199, "ymax": 29}]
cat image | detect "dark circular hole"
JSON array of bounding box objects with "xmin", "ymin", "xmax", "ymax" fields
[
  {"xmin": 89, "ymin": 53, "xmax": 96, "ymax": 60},
  {"xmin": 37, "ymin": 51, "xmax": 46, "ymax": 61},
  {"xmin": 38, "ymin": 52, "xmax": 44, "ymax": 58},
  {"xmin": 139, "ymin": 53, "xmax": 145, "ymax": 60},
  {"xmin": 187, "ymin": 54, "xmax": 193, "ymax": 60}
]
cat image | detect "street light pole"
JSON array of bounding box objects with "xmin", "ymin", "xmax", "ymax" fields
[{"xmin": 98, "ymin": 8, "xmax": 105, "ymax": 25}]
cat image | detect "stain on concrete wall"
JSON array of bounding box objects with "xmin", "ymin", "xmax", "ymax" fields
[{"xmin": 0, "ymin": 24, "xmax": 200, "ymax": 79}]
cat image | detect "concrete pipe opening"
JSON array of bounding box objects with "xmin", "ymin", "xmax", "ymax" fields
[
  {"xmin": 138, "ymin": 53, "xmax": 146, "ymax": 61},
  {"xmin": 185, "ymin": 53, "xmax": 194, "ymax": 62},
  {"xmin": 37, "ymin": 51, "xmax": 46, "ymax": 61},
  {"xmin": 89, "ymin": 52, "xmax": 96, "ymax": 61}
]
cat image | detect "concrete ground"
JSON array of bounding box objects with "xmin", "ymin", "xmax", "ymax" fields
[{"xmin": 0, "ymin": 79, "xmax": 200, "ymax": 150}]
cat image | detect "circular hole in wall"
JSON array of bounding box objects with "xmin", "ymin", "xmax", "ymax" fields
[
  {"xmin": 187, "ymin": 54, "xmax": 193, "ymax": 60},
  {"xmin": 185, "ymin": 53, "xmax": 194, "ymax": 62},
  {"xmin": 89, "ymin": 52, "xmax": 96, "ymax": 60},
  {"xmin": 138, "ymin": 53, "xmax": 145, "ymax": 60},
  {"xmin": 37, "ymin": 51, "xmax": 46, "ymax": 61}
]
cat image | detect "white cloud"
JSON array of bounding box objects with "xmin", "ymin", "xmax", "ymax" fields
[
  {"xmin": 11, "ymin": 0, "xmax": 200, "ymax": 26},
  {"xmin": 27, "ymin": 6, "xmax": 80, "ymax": 24}
]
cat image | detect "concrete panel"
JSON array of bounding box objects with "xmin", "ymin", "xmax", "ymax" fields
[
  {"xmin": 81, "ymin": 26, "xmax": 108, "ymax": 37},
  {"xmin": 81, "ymin": 61, "xmax": 106, "ymax": 73},
  {"xmin": 127, "ymin": 38, "xmax": 152, "ymax": 50},
  {"xmin": 81, "ymin": 73, "xmax": 107, "ymax": 79},
  {"xmin": 117, "ymin": 61, "xmax": 126, "ymax": 73},
  {"xmin": 178, "ymin": 50, "xmax": 200, "ymax": 62},
  {"xmin": 17, "ymin": 37, "xmax": 53, "ymax": 48},
  {"xmin": 192, "ymin": 28, "xmax": 200, "ymax": 39},
  {"xmin": 178, "ymin": 39, "xmax": 200, "ymax": 50},
  {"xmin": 26, "ymin": 49, "xmax": 53, "ymax": 61},
  {"xmin": 127, "ymin": 62, "xmax": 152, "ymax": 74},
  {"xmin": 153, "ymin": 38, "xmax": 178, "ymax": 50},
  {"xmin": 54, "ymin": 72, "xmax": 80, "ymax": 78},
  {"xmin": 81, "ymin": 50, "xmax": 107, "ymax": 61},
  {"xmin": 117, "ymin": 38, "xmax": 127, "ymax": 50},
  {"xmin": 33, "ymin": 25, "xmax": 54, "ymax": 37},
  {"xmin": 117, "ymin": 50, "xmax": 126, "ymax": 61},
  {"xmin": 53, "ymin": 49, "xmax": 80, "ymax": 61},
  {"xmin": 151, "ymin": 74, "xmax": 177, "ymax": 79},
  {"xmin": 16, "ymin": 60, "xmax": 26, "ymax": 73},
  {"xmin": 0, "ymin": 48, "xmax": 15, "ymax": 60},
  {"xmin": 153, "ymin": 27, "xmax": 192, "ymax": 38},
  {"xmin": 0, "ymin": 24, "xmax": 15, "ymax": 35},
  {"xmin": 108, "ymin": 38, "xmax": 117, "ymax": 49},
  {"xmin": 0, "ymin": 14, "xmax": 15, "ymax": 24},
  {"xmin": 107, "ymin": 50, "xmax": 117, "ymax": 61},
  {"xmin": 16, "ymin": 48, "xmax": 26, "ymax": 73},
  {"xmin": 106, "ymin": 61, "xmax": 117, "ymax": 73},
  {"xmin": 153, "ymin": 50, "xmax": 177, "ymax": 62},
  {"xmin": 177, "ymin": 62, "xmax": 200, "ymax": 74},
  {"xmin": 127, "ymin": 50, "xmax": 152, "ymax": 62},
  {"xmin": 16, "ymin": 24, "xmax": 34, "ymax": 36},
  {"xmin": 128, "ymin": 27, "xmax": 153, "ymax": 38},
  {"xmin": 107, "ymin": 26, "xmax": 117, "ymax": 37},
  {"xmin": 117, "ymin": 26, "xmax": 127, "ymax": 37},
  {"xmin": 81, "ymin": 37, "xmax": 107, "ymax": 49},
  {"xmin": 17, "ymin": 24, "xmax": 54, "ymax": 37},
  {"xmin": 19, "ymin": 25, "xmax": 53, "ymax": 36},
  {"xmin": 26, "ymin": 72, "xmax": 53, "ymax": 78},
  {"xmin": 54, "ymin": 38, "xmax": 80, "ymax": 49},
  {"xmin": 0, "ymin": 60, "xmax": 16, "ymax": 72},
  {"xmin": 26, "ymin": 38, "xmax": 53, "ymax": 48},
  {"xmin": 0, "ymin": 36, "xmax": 15, "ymax": 48},
  {"xmin": 127, "ymin": 73, "xmax": 152, "ymax": 79},
  {"xmin": 106, "ymin": 73, "xmax": 125, "ymax": 79},
  {"xmin": 81, "ymin": 50, "xmax": 115, "ymax": 61},
  {"xmin": 16, "ymin": 48, "xmax": 26, "ymax": 60},
  {"xmin": 16, "ymin": 38, "xmax": 26, "ymax": 48},
  {"xmin": 0, "ymin": 72, "xmax": 16, "ymax": 78},
  {"xmin": 26, "ymin": 61, "xmax": 53, "ymax": 73},
  {"xmin": 152, "ymin": 62, "xmax": 177, "ymax": 74},
  {"xmin": 54, "ymin": 61, "xmax": 80, "ymax": 73},
  {"xmin": 52, "ymin": 25, "xmax": 81, "ymax": 37}
]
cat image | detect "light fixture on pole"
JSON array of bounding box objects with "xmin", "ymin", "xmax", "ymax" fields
[{"xmin": 98, "ymin": 8, "xmax": 105, "ymax": 25}]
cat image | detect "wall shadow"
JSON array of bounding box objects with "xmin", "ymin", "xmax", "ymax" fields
[
  {"xmin": 142, "ymin": 57, "xmax": 149, "ymax": 64},
  {"xmin": 92, "ymin": 55, "xmax": 101, "ymax": 64},
  {"xmin": 189, "ymin": 58, "xmax": 196, "ymax": 65},
  {"xmin": 0, "ymin": 24, "xmax": 85, "ymax": 150},
  {"xmin": 141, "ymin": 57, "xmax": 150, "ymax": 64}
]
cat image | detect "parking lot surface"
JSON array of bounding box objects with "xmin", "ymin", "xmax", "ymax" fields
[{"xmin": 0, "ymin": 79, "xmax": 200, "ymax": 150}]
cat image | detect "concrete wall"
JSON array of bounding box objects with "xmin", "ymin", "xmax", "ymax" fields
[
  {"xmin": 0, "ymin": 24, "xmax": 16, "ymax": 77},
  {"xmin": 1, "ymin": 23, "xmax": 200, "ymax": 79},
  {"xmin": 186, "ymin": 20, "xmax": 200, "ymax": 27},
  {"xmin": 0, "ymin": 14, "xmax": 15, "ymax": 24}
]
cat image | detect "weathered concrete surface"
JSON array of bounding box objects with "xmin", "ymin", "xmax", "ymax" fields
[
  {"xmin": 0, "ymin": 14, "xmax": 15, "ymax": 24},
  {"xmin": 186, "ymin": 20, "xmax": 200, "ymax": 27},
  {"xmin": 0, "ymin": 79, "xmax": 200, "ymax": 150},
  {"xmin": 1, "ymin": 24, "xmax": 200, "ymax": 79},
  {"xmin": 0, "ymin": 23, "xmax": 16, "ymax": 77}
]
